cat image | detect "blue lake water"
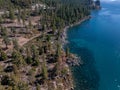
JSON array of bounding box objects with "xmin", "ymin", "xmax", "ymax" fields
[{"xmin": 67, "ymin": 1, "xmax": 120, "ymax": 90}]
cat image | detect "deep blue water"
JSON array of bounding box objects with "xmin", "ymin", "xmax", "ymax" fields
[{"xmin": 67, "ymin": 1, "xmax": 120, "ymax": 90}]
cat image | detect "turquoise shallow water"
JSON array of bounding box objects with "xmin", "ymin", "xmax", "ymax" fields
[{"xmin": 67, "ymin": 1, "xmax": 120, "ymax": 90}]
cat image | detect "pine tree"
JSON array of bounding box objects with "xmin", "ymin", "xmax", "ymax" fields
[
  {"xmin": 42, "ymin": 54, "xmax": 48, "ymax": 80},
  {"xmin": 0, "ymin": 50, "xmax": 7, "ymax": 61},
  {"xmin": 9, "ymin": 7, "xmax": 15, "ymax": 20},
  {"xmin": 66, "ymin": 47, "xmax": 70, "ymax": 57},
  {"xmin": 3, "ymin": 36, "xmax": 10, "ymax": 49},
  {"xmin": 13, "ymin": 39, "xmax": 19, "ymax": 51},
  {"xmin": 12, "ymin": 50, "xmax": 25, "ymax": 68}
]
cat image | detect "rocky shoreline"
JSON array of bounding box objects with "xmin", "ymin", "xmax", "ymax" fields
[
  {"xmin": 61, "ymin": 16, "xmax": 91, "ymax": 65},
  {"xmin": 60, "ymin": 16, "xmax": 91, "ymax": 89},
  {"xmin": 61, "ymin": 16, "xmax": 91, "ymax": 46}
]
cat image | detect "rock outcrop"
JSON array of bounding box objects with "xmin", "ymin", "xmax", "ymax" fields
[{"xmin": 92, "ymin": 0, "xmax": 101, "ymax": 9}]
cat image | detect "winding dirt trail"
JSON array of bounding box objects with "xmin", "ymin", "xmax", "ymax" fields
[{"xmin": 19, "ymin": 33, "xmax": 41, "ymax": 47}]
